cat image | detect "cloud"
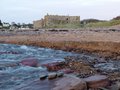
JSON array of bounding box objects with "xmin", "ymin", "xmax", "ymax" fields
[{"xmin": 0, "ymin": 0, "xmax": 120, "ymax": 23}]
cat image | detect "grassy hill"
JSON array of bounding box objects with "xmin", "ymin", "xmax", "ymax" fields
[{"xmin": 84, "ymin": 20, "xmax": 120, "ymax": 28}]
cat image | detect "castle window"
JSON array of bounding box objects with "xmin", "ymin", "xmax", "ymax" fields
[{"xmin": 66, "ymin": 18, "xmax": 69, "ymax": 20}]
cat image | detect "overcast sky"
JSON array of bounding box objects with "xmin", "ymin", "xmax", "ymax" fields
[{"xmin": 0, "ymin": 0, "xmax": 120, "ymax": 23}]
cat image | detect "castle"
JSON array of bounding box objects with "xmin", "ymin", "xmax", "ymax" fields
[{"xmin": 33, "ymin": 14, "xmax": 80, "ymax": 29}]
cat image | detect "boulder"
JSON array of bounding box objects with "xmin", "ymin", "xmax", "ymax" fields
[
  {"xmin": 116, "ymin": 82, "xmax": 120, "ymax": 89},
  {"xmin": 84, "ymin": 75, "xmax": 109, "ymax": 89},
  {"xmin": 20, "ymin": 58, "xmax": 38, "ymax": 67},
  {"xmin": 57, "ymin": 72, "xmax": 64, "ymax": 77},
  {"xmin": 53, "ymin": 76, "xmax": 87, "ymax": 90},
  {"xmin": 40, "ymin": 74, "xmax": 48, "ymax": 80}
]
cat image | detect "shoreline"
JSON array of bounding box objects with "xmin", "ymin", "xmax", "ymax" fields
[
  {"xmin": 0, "ymin": 40, "xmax": 120, "ymax": 60},
  {"xmin": 0, "ymin": 30, "xmax": 120, "ymax": 60}
]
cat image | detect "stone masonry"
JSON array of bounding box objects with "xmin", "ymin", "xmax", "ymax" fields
[{"xmin": 33, "ymin": 14, "xmax": 80, "ymax": 29}]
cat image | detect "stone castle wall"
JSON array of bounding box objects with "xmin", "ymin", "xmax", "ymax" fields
[
  {"xmin": 33, "ymin": 19, "xmax": 44, "ymax": 29},
  {"xmin": 33, "ymin": 14, "xmax": 80, "ymax": 29}
]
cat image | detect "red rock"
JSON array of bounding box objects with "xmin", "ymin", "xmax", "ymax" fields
[
  {"xmin": 84, "ymin": 75, "xmax": 109, "ymax": 89},
  {"xmin": 53, "ymin": 76, "xmax": 87, "ymax": 90},
  {"xmin": 42, "ymin": 61, "xmax": 66, "ymax": 71},
  {"xmin": 20, "ymin": 58, "xmax": 38, "ymax": 67}
]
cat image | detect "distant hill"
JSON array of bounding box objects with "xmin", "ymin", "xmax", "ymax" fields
[
  {"xmin": 81, "ymin": 19, "xmax": 104, "ymax": 24},
  {"xmin": 82, "ymin": 18, "xmax": 120, "ymax": 28}
]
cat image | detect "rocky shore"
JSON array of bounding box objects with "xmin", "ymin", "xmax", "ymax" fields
[{"xmin": 0, "ymin": 29, "xmax": 120, "ymax": 90}]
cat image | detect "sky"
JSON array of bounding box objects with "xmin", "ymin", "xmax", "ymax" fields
[{"xmin": 0, "ymin": 0, "xmax": 120, "ymax": 23}]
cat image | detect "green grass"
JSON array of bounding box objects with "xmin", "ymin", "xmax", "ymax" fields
[
  {"xmin": 45, "ymin": 23, "xmax": 81, "ymax": 29},
  {"xmin": 45, "ymin": 19, "xmax": 120, "ymax": 29},
  {"xmin": 84, "ymin": 20, "xmax": 120, "ymax": 28}
]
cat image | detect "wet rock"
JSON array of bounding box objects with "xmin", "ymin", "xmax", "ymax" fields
[
  {"xmin": 65, "ymin": 56, "xmax": 97, "ymax": 65},
  {"xmin": 15, "ymin": 76, "xmax": 86, "ymax": 90},
  {"xmin": 15, "ymin": 79, "xmax": 56, "ymax": 90},
  {"xmin": 98, "ymin": 87, "xmax": 109, "ymax": 90},
  {"xmin": 53, "ymin": 76, "xmax": 87, "ymax": 90},
  {"xmin": 57, "ymin": 72, "xmax": 64, "ymax": 77},
  {"xmin": 65, "ymin": 55, "xmax": 107, "ymax": 66},
  {"xmin": 42, "ymin": 61, "xmax": 66, "ymax": 71},
  {"xmin": 20, "ymin": 58, "xmax": 38, "ymax": 67},
  {"xmin": 76, "ymin": 73, "xmax": 92, "ymax": 78},
  {"xmin": 64, "ymin": 56, "xmax": 77, "ymax": 62},
  {"xmin": 48, "ymin": 73, "xmax": 57, "ymax": 80},
  {"xmin": 40, "ymin": 74, "xmax": 48, "ymax": 80},
  {"xmin": 10, "ymin": 51, "xmax": 21, "ymax": 54},
  {"xmin": 116, "ymin": 82, "xmax": 120, "ymax": 90},
  {"xmin": 108, "ymin": 72, "xmax": 120, "ymax": 81},
  {"xmin": 110, "ymin": 81, "xmax": 120, "ymax": 90},
  {"xmin": 84, "ymin": 75, "xmax": 109, "ymax": 89},
  {"xmin": 94, "ymin": 62, "xmax": 120, "ymax": 73}
]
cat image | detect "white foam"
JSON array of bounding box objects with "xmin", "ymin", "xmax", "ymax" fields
[{"xmin": 20, "ymin": 45, "xmax": 28, "ymax": 50}]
